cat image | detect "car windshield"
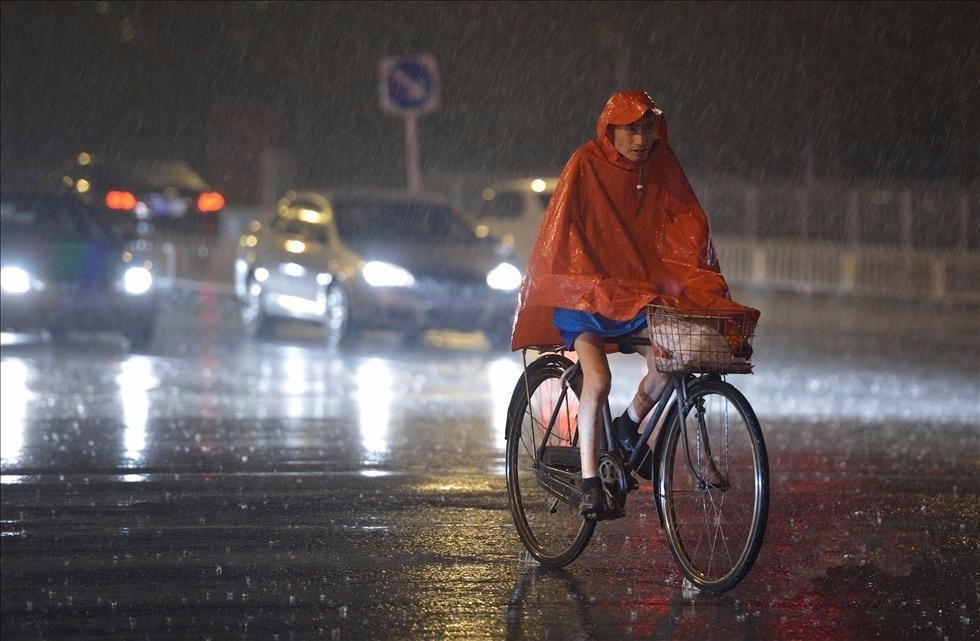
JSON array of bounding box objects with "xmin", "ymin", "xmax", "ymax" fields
[
  {"xmin": 0, "ymin": 191, "xmax": 114, "ymax": 242},
  {"xmin": 269, "ymin": 215, "xmax": 328, "ymax": 244},
  {"xmin": 332, "ymin": 198, "xmax": 475, "ymax": 245}
]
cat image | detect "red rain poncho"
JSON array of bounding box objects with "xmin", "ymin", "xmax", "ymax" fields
[{"xmin": 510, "ymin": 90, "xmax": 760, "ymax": 351}]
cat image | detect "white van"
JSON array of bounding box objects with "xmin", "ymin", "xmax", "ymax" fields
[{"xmin": 471, "ymin": 177, "xmax": 559, "ymax": 264}]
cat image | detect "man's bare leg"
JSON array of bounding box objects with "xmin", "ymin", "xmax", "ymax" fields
[{"xmin": 572, "ymin": 333, "xmax": 611, "ymax": 480}]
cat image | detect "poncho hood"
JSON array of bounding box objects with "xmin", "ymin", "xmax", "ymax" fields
[
  {"xmin": 595, "ymin": 89, "xmax": 668, "ymax": 165},
  {"xmin": 510, "ymin": 90, "xmax": 759, "ymax": 351}
]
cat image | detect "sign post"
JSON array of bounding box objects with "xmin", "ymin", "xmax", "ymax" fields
[{"xmin": 379, "ymin": 55, "xmax": 440, "ymax": 193}]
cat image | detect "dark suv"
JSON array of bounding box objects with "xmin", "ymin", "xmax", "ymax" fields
[
  {"xmin": 1, "ymin": 182, "xmax": 159, "ymax": 348},
  {"xmin": 62, "ymin": 154, "xmax": 225, "ymax": 237}
]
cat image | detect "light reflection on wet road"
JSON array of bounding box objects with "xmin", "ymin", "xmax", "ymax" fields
[{"xmin": 1, "ymin": 290, "xmax": 978, "ymax": 640}]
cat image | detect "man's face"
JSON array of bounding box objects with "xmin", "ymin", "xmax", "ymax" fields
[{"xmin": 613, "ymin": 111, "xmax": 658, "ymax": 162}]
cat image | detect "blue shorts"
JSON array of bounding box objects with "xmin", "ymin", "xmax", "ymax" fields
[{"xmin": 552, "ymin": 308, "xmax": 648, "ymax": 352}]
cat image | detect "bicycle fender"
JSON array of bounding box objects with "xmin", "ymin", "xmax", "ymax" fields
[{"xmin": 504, "ymin": 353, "xmax": 576, "ymax": 440}]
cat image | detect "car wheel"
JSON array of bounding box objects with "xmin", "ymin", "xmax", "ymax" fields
[
  {"xmin": 323, "ymin": 284, "xmax": 354, "ymax": 348},
  {"xmin": 241, "ymin": 274, "xmax": 276, "ymax": 339}
]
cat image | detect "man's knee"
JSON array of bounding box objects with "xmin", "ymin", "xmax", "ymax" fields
[{"xmin": 581, "ymin": 367, "xmax": 612, "ymax": 399}]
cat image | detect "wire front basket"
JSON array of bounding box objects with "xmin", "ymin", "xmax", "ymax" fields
[{"xmin": 647, "ymin": 304, "xmax": 755, "ymax": 374}]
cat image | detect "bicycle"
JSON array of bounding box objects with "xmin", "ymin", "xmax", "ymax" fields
[{"xmin": 505, "ymin": 304, "xmax": 769, "ymax": 595}]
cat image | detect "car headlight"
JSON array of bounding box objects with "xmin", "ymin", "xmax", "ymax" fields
[
  {"xmin": 1, "ymin": 266, "xmax": 32, "ymax": 295},
  {"xmin": 486, "ymin": 262, "xmax": 522, "ymax": 291},
  {"xmin": 123, "ymin": 266, "xmax": 153, "ymax": 295},
  {"xmin": 362, "ymin": 261, "xmax": 415, "ymax": 288}
]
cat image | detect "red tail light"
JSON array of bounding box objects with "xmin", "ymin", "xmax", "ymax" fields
[
  {"xmin": 197, "ymin": 192, "xmax": 225, "ymax": 212},
  {"xmin": 105, "ymin": 190, "xmax": 137, "ymax": 210}
]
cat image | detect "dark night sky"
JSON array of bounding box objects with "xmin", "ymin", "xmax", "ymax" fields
[{"xmin": 2, "ymin": 1, "xmax": 978, "ymax": 198}]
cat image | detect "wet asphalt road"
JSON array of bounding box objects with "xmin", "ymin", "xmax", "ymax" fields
[{"xmin": 1, "ymin": 288, "xmax": 978, "ymax": 641}]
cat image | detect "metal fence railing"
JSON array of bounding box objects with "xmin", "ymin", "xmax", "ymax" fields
[
  {"xmin": 693, "ymin": 177, "xmax": 978, "ymax": 252},
  {"xmin": 429, "ymin": 170, "xmax": 978, "ymax": 252},
  {"xmin": 714, "ymin": 236, "xmax": 980, "ymax": 305}
]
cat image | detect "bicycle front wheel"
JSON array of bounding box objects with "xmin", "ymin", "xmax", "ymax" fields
[
  {"xmin": 506, "ymin": 354, "xmax": 595, "ymax": 567},
  {"xmin": 657, "ymin": 379, "xmax": 769, "ymax": 594}
]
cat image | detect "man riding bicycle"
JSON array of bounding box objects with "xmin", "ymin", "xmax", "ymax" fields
[{"xmin": 510, "ymin": 89, "xmax": 760, "ymax": 519}]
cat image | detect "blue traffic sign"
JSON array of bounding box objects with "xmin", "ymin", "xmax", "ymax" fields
[{"xmin": 379, "ymin": 55, "xmax": 440, "ymax": 115}]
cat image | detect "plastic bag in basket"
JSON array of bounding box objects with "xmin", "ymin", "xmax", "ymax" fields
[{"xmin": 649, "ymin": 315, "xmax": 750, "ymax": 372}]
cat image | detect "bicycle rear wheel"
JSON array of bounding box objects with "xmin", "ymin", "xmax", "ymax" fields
[
  {"xmin": 657, "ymin": 379, "xmax": 769, "ymax": 594},
  {"xmin": 506, "ymin": 354, "xmax": 595, "ymax": 566}
]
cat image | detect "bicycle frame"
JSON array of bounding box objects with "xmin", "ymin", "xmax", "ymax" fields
[{"xmin": 523, "ymin": 346, "xmax": 726, "ymax": 528}]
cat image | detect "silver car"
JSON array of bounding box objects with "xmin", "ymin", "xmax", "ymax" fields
[{"xmin": 234, "ymin": 189, "xmax": 522, "ymax": 347}]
